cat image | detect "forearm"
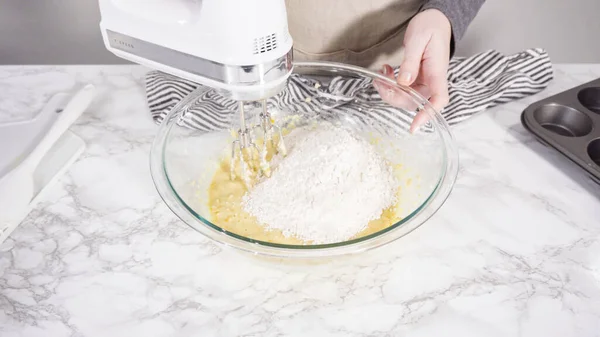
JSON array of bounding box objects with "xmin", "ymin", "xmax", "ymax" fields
[{"xmin": 420, "ymin": 0, "xmax": 486, "ymax": 54}]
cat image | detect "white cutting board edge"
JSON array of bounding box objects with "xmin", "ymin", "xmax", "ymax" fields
[
  {"xmin": 32, "ymin": 130, "xmax": 85, "ymax": 209},
  {"xmin": 0, "ymin": 94, "xmax": 87, "ymax": 245},
  {"xmin": 0, "ymin": 93, "xmax": 73, "ymax": 177}
]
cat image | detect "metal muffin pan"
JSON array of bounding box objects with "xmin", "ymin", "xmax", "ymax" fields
[{"xmin": 521, "ymin": 77, "xmax": 600, "ymax": 181}]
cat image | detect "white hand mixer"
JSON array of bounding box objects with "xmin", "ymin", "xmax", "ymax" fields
[{"xmin": 98, "ymin": 0, "xmax": 293, "ymax": 184}]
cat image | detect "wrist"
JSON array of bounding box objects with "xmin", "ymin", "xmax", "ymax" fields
[
  {"xmin": 421, "ymin": 8, "xmax": 451, "ymax": 32},
  {"xmin": 419, "ymin": 8, "xmax": 454, "ymax": 57}
]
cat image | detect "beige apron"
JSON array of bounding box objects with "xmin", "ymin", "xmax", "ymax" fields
[{"xmin": 285, "ymin": 0, "xmax": 423, "ymax": 70}]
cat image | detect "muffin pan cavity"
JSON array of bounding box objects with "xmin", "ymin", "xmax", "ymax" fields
[
  {"xmin": 588, "ymin": 138, "xmax": 600, "ymax": 167},
  {"xmin": 578, "ymin": 87, "xmax": 600, "ymax": 114},
  {"xmin": 533, "ymin": 104, "xmax": 592, "ymax": 137}
]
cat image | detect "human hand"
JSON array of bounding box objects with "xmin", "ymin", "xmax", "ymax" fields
[{"xmin": 373, "ymin": 9, "xmax": 451, "ymax": 133}]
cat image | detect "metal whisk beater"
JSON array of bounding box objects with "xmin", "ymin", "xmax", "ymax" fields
[
  {"xmin": 230, "ymin": 100, "xmax": 287, "ymax": 187},
  {"xmin": 256, "ymin": 100, "xmax": 287, "ymax": 159}
]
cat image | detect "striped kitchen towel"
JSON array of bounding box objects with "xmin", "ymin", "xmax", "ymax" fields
[{"xmin": 145, "ymin": 48, "xmax": 554, "ymax": 131}]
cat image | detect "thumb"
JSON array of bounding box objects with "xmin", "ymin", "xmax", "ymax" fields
[{"xmin": 397, "ymin": 36, "xmax": 428, "ymax": 86}]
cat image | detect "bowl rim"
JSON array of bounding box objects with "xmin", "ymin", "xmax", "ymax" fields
[{"xmin": 149, "ymin": 61, "xmax": 459, "ymax": 258}]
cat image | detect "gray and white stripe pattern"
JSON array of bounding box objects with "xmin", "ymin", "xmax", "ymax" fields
[{"xmin": 145, "ymin": 48, "xmax": 553, "ymax": 131}]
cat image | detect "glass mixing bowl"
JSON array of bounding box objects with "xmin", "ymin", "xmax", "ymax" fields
[{"xmin": 150, "ymin": 61, "xmax": 459, "ymax": 258}]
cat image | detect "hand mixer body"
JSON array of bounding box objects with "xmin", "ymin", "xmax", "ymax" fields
[{"xmin": 99, "ymin": 0, "xmax": 294, "ymax": 100}]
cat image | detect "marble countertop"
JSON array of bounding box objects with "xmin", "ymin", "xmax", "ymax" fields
[{"xmin": 1, "ymin": 64, "xmax": 600, "ymax": 337}]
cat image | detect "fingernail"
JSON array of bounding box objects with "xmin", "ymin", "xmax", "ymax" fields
[
  {"xmin": 409, "ymin": 122, "xmax": 419, "ymax": 134},
  {"xmin": 409, "ymin": 110, "xmax": 427, "ymax": 134},
  {"xmin": 399, "ymin": 72, "xmax": 412, "ymax": 84}
]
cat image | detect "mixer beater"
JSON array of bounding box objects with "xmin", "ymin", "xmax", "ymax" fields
[
  {"xmin": 230, "ymin": 100, "xmax": 287, "ymax": 187},
  {"xmin": 257, "ymin": 100, "xmax": 287, "ymax": 158}
]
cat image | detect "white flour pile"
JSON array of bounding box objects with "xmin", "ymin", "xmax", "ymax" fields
[{"xmin": 242, "ymin": 124, "xmax": 398, "ymax": 244}]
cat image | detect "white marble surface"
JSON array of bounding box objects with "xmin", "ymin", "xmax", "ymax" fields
[{"xmin": 1, "ymin": 64, "xmax": 600, "ymax": 337}]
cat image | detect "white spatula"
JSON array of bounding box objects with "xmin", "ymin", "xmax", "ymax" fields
[{"xmin": 0, "ymin": 84, "xmax": 95, "ymax": 235}]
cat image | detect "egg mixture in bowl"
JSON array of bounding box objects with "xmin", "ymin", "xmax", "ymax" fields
[{"xmin": 150, "ymin": 61, "xmax": 458, "ymax": 258}]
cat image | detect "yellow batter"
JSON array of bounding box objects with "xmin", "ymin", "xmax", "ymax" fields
[
  {"xmin": 208, "ymin": 160, "xmax": 400, "ymax": 245},
  {"xmin": 207, "ymin": 130, "xmax": 402, "ymax": 245}
]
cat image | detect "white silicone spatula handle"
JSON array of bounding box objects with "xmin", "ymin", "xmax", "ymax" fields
[{"xmin": 19, "ymin": 84, "xmax": 95, "ymax": 175}]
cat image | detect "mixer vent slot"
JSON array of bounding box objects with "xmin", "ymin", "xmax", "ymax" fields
[{"xmin": 253, "ymin": 33, "xmax": 278, "ymax": 54}]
